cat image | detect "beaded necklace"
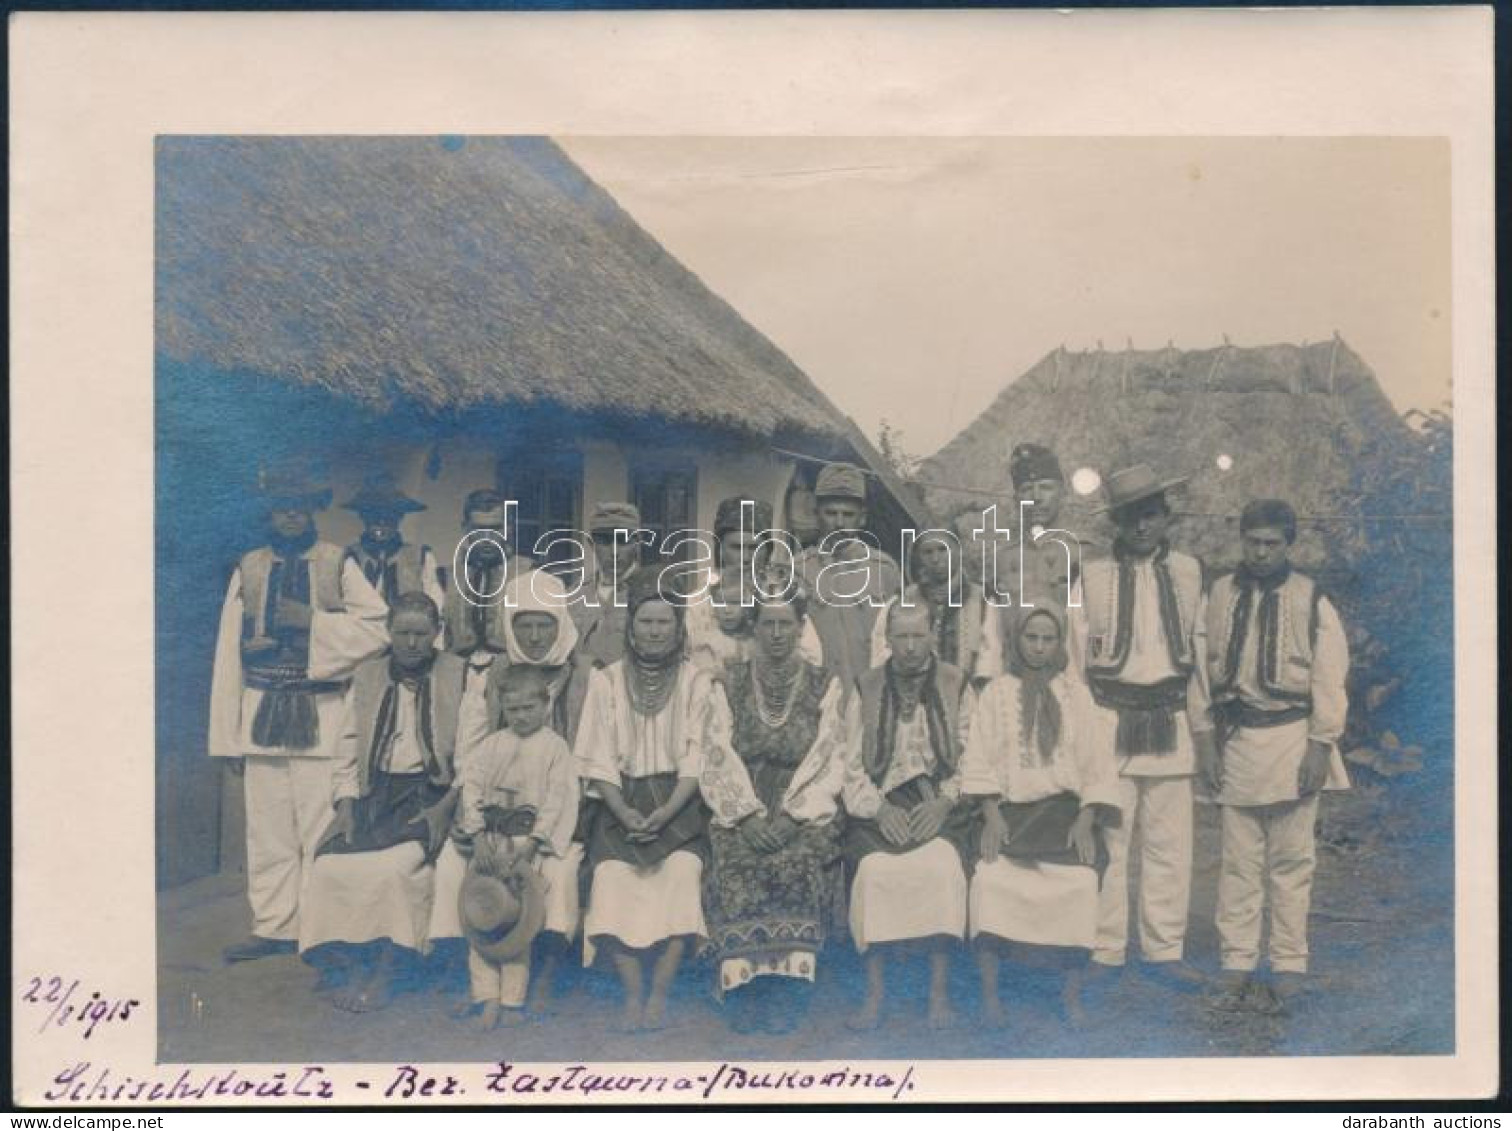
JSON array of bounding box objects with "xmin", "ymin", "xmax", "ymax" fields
[{"xmin": 750, "ymin": 657, "xmax": 804, "ymax": 730}]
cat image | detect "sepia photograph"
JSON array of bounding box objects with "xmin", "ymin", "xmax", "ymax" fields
[
  {"xmin": 153, "ymin": 133, "xmax": 1454, "ymax": 1064},
  {"xmin": 10, "ymin": 8, "xmax": 1496, "ymax": 1108}
]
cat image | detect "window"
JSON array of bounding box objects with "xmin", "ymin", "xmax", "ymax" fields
[
  {"xmin": 629, "ymin": 460, "xmax": 699, "ymax": 564},
  {"xmin": 498, "ymin": 447, "xmax": 584, "ymax": 566}
]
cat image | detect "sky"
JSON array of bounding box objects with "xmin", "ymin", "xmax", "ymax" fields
[{"xmin": 562, "ymin": 137, "xmax": 1451, "ymax": 459}]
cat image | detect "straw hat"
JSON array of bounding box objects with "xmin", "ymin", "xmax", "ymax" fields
[
  {"xmin": 458, "ymin": 865, "xmax": 547, "ymax": 964},
  {"xmin": 1091, "ymin": 463, "xmax": 1190, "ymax": 516}
]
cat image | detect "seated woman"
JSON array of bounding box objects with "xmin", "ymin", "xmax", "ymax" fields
[
  {"xmin": 299, "ymin": 592, "xmax": 465, "ymax": 1012},
  {"xmin": 429, "ymin": 570, "xmax": 590, "ymax": 1014},
  {"xmin": 700, "ymin": 592, "xmax": 849, "ymax": 1034},
  {"xmin": 841, "ymin": 601, "xmax": 977, "ymax": 1031},
  {"xmin": 577, "ymin": 572, "xmax": 713, "ymax": 1032},
  {"xmin": 962, "ymin": 606, "xmax": 1120, "ymax": 1028}
]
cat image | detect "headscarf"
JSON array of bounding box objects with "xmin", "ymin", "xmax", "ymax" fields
[
  {"xmin": 1003, "ymin": 605, "xmax": 1067, "ymax": 765},
  {"xmin": 501, "ymin": 570, "xmax": 579, "ymax": 667}
]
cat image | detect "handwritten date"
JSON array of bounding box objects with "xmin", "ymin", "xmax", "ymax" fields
[{"xmin": 22, "ymin": 976, "xmax": 139, "ymax": 1039}]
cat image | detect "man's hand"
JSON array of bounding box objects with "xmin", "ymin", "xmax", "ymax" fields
[
  {"xmin": 419, "ymin": 800, "xmax": 452, "ymax": 860},
  {"xmin": 907, "ymin": 796, "xmax": 952, "ymax": 845},
  {"xmin": 1298, "ymin": 739, "xmax": 1332, "ymax": 796},
  {"xmin": 329, "ymin": 798, "xmax": 357, "ymax": 845},
  {"xmin": 877, "ymin": 801, "xmax": 912, "ymax": 847},
  {"xmin": 1195, "ymin": 730, "xmax": 1223, "ymax": 797},
  {"xmin": 1068, "ymin": 807, "xmax": 1099, "ymax": 867},
  {"xmin": 979, "ymin": 806, "xmax": 1007, "ymax": 864},
  {"xmin": 640, "ymin": 805, "xmax": 670, "ymax": 835},
  {"xmin": 273, "ymin": 597, "xmax": 313, "ymax": 632}
]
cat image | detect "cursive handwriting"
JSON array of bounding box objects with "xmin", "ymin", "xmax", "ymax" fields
[{"xmin": 21, "ymin": 976, "xmax": 139, "ymax": 1040}]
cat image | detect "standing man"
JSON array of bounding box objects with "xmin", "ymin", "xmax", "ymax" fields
[
  {"xmin": 209, "ymin": 459, "xmax": 389, "ymax": 963},
  {"xmin": 796, "ymin": 462, "xmax": 902, "ymax": 689},
  {"xmin": 984, "ymin": 441, "xmax": 1091, "ymax": 615},
  {"xmin": 442, "ymin": 489, "xmax": 530, "ymax": 690},
  {"xmin": 342, "ymin": 471, "xmax": 445, "ymax": 611},
  {"xmin": 1205, "ymin": 499, "xmax": 1350, "ymax": 1005},
  {"xmin": 1070, "ymin": 464, "xmax": 1217, "ymax": 988},
  {"xmin": 571, "ymin": 501, "xmax": 648, "ymax": 670}
]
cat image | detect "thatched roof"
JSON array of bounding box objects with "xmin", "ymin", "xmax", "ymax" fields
[
  {"xmin": 156, "ymin": 136, "xmax": 846, "ymax": 443},
  {"xmin": 920, "ymin": 338, "xmax": 1414, "ymax": 575}
]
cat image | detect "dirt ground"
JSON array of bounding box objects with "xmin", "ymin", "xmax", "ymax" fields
[{"xmin": 158, "ymin": 771, "xmax": 1452, "ymax": 1067}]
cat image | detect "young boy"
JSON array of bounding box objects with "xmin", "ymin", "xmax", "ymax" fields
[
  {"xmin": 1204, "ymin": 499, "xmax": 1350, "ymax": 1006},
  {"xmin": 453, "ymin": 664, "xmax": 578, "ymax": 1029}
]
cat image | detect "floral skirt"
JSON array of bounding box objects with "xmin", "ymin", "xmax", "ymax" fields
[{"xmin": 706, "ymin": 821, "xmax": 840, "ymax": 988}]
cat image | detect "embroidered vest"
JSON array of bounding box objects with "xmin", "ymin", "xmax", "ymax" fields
[
  {"xmin": 349, "ymin": 652, "xmax": 465, "ymax": 797},
  {"xmin": 347, "ymin": 542, "xmax": 429, "ymax": 605},
  {"xmin": 239, "ymin": 542, "xmax": 346, "ymax": 643},
  {"xmin": 855, "ymin": 660, "xmax": 968, "ymax": 786},
  {"xmin": 1206, "ymin": 569, "xmax": 1321, "ymax": 705},
  {"xmin": 1080, "ymin": 548, "xmax": 1202, "ymax": 680}
]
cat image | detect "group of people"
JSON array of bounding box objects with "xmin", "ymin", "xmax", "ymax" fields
[{"xmin": 206, "ymin": 442, "xmax": 1350, "ymax": 1033}]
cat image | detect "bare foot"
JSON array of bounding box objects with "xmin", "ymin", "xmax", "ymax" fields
[
  {"xmin": 641, "ymin": 994, "xmax": 669, "ymax": 1032},
  {"xmin": 332, "ymin": 975, "xmax": 392, "ymax": 1014},
  {"xmin": 450, "ymin": 997, "xmax": 480, "ymax": 1020},
  {"xmin": 610, "ymin": 1000, "xmax": 643, "ymax": 1033},
  {"xmin": 981, "ymin": 998, "xmax": 1009, "ymax": 1030},
  {"xmin": 496, "ymin": 1007, "xmax": 529, "ymax": 1028},
  {"xmin": 927, "ymin": 998, "xmax": 957, "ymax": 1030},
  {"xmin": 846, "ymin": 997, "xmax": 882, "ymax": 1031},
  {"xmin": 1061, "ymin": 982, "xmax": 1088, "ymax": 1028},
  {"xmin": 469, "ymin": 1003, "xmax": 501, "ymax": 1032}
]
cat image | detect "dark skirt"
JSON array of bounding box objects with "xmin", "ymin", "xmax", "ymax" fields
[
  {"xmin": 707, "ymin": 820, "xmax": 840, "ymax": 966},
  {"xmin": 586, "ymin": 771, "xmax": 709, "ymax": 870},
  {"xmin": 315, "ymin": 771, "xmax": 446, "ymax": 859},
  {"xmin": 994, "ymin": 791, "xmax": 1109, "ymax": 878},
  {"xmin": 842, "ymin": 776, "xmax": 977, "ymax": 874}
]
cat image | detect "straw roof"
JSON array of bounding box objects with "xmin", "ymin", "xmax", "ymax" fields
[
  {"xmin": 920, "ymin": 338, "xmax": 1414, "ymax": 574},
  {"xmin": 156, "ymin": 136, "xmax": 846, "ymax": 442}
]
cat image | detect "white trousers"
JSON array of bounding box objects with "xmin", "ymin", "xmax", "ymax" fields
[
  {"xmin": 1094, "ymin": 774, "xmax": 1193, "ymax": 966},
  {"xmin": 470, "ymin": 948, "xmax": 531, "ymax": 1008},
  {"xmin": 1216, "ymin": 796, "xmax": 1320, "ymax": 974},
  {"xmin": 244, "ymin": 756, "xmax": 337, "ymax": 941}
]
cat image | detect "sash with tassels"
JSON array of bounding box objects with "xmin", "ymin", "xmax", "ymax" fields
[{"xmin": 1087, "ymin": 544, "xmax": 1194, "ymax": 757}]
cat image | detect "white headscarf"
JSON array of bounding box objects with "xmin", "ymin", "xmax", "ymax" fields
[{"xmin": 501, "ymin": 569, "xmax": 580, "ymax": 668}]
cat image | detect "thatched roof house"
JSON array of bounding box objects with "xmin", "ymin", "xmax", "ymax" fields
[
  {"xmin": 154, "ymin": 135, "xmax": 919, "ymax": 886},
  {"xmin": 920, "ymin": 338, "xmax": 1414, "ymax": 579},
  {"xmin": 157, "ymin": 135, "xmax": 853, "ymax": 446}
]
